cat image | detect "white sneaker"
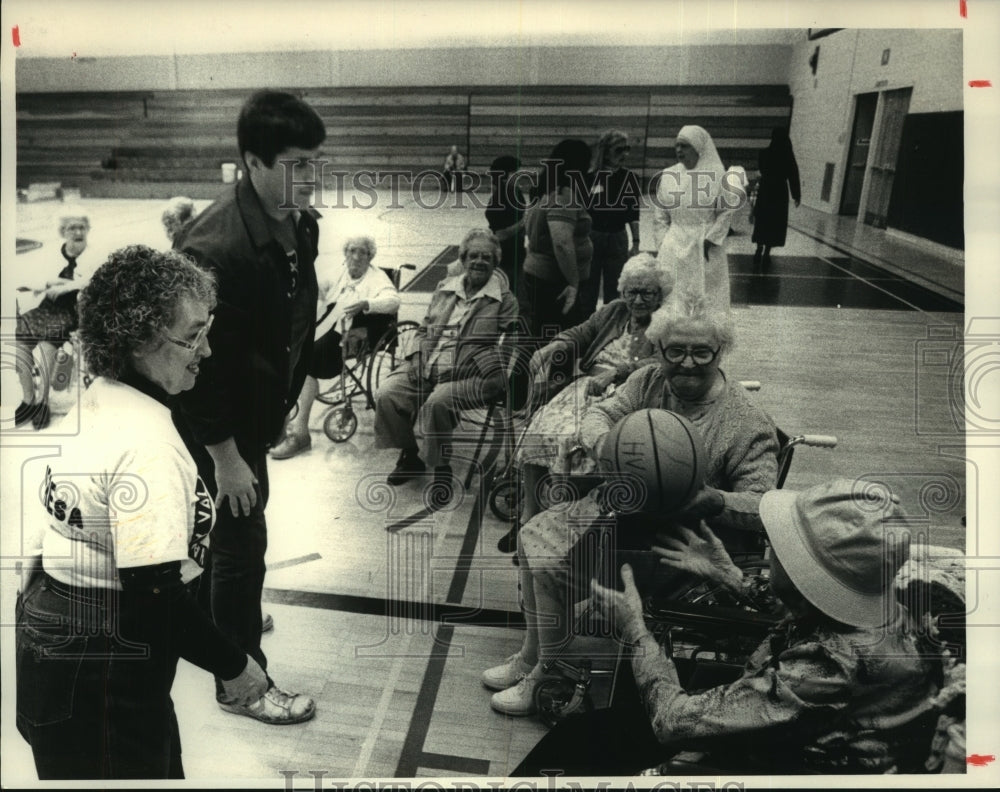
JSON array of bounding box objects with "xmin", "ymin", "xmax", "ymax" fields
[
  {"xmin": 490, "ymin": 665, "xmax": 543, "ymax": 716},
  {"xmin": 481, "ymin": 652, "xmax": 533, "ymax": 691},
  {"xmin": 218, "ymin": 684, "xmax": 316, "ymax": 725}
]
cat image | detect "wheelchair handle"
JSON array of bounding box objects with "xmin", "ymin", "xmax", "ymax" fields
[{"xmin": 793, "ymin": 434, "xmax": 838, "ymax": 449}]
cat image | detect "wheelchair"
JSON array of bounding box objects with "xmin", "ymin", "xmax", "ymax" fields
[
  {"xmin": 310, "ymin": 264, "xmax": 416, "ymax": 442},
  {"xmin": 524, "ymin": 417, "xmax": 838, "ymax": 727},
  {"xmin": 633, "ymin": 543, "xmax": 968, "ymax": 776}
]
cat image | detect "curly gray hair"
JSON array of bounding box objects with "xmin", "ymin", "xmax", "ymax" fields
[
  {"xmin": 77, "ymin": 245, "xmax": 216, "ymax": 380},
  {"xmin": 645, "ymin": 289, "xmax": 736, "ymax": 356},
  {"xmin": 458, "ymin": 228, "xmax": 502, "ymax": 268},
  {"xmin": 344, "ymin": 235, "xmax": 377, "ymax": 259},
  {"xmin": 617, "ymin": 253, "xmax": 673, "ymax": 300},
  {"xmin": 162, "ymin": 197, "xmax": 197, "ymax": 242}
]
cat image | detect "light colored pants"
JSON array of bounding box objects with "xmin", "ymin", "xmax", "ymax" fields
[{"xmin": 373, "ymin": 359, "xmax": 502, "ymax": 467}]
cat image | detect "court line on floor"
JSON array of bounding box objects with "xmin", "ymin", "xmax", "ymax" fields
[
  {"xmin": 262, "ymin": 587, "xmax": 524, "ymax": 629},
  {"xmin": 267, "ymin": 552, "xmax": 322, "ymax": 571},
  {"xmin": 395, "ymin": 449, "xmax": 504, "ymax": 777},
  {"xmin": 788, "ymin": 223, "xmax": 963, "ymax": 313}
]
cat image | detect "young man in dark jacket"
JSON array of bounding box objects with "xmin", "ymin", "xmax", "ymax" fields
[{"xmin": 174, "ymin": 90, "xmax": 325, "ymax": 725}]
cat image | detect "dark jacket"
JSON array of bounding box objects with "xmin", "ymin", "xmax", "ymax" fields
[
  {"xmin": 414, "ymin": 272, "xmax": 518, "ymax": 390},
  {"xmin": 173, "ymin": 177, "xmax": 320, "ymax": 453}
]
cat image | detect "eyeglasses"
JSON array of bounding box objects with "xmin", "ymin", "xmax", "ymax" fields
[
  {"xmin": 163, "ymin": 314, "xmax": 214, "ymax": 352},
  {"xmin": 659, "ymin": 344, "xmax": 720, "ymax": 366},
  {"xmin": 622, "ymin": 288, "xmax": 660, "ymax": 301},
  {"xmin": 611, "ymin": 145, "xmax": 631, "ymax": 154}
]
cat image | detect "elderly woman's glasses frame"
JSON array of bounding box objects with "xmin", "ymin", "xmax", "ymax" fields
[
  {"xmin": 163, "ymin": 314, "xmax": 214, "ymax": 352},
  {"xmin": 622, "ymin": 288, "xmax": 661, "ymax": 301},
  {"xmin": 659, "ymin": 344, "xmax": 720, "ymax": 366}
]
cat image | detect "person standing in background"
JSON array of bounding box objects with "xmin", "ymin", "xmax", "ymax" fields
[
  {"xmin": 161, "ymin": 196, "xmax": 198, "ymax": 245},
  {"xmin": 443, "ymin": 144, "xmax": 467, "ymax": 193},
  {"xmin": 173, "ymin": 90, "xmax": 325, "ymax": 725},
  {"xmin": 652, "ymin": 126, "xmax": 739, "ymax": 313},
  {"xmin": 752, "ymin": 127, "xmax": 801, "ymax": 266},
  {"xmin": 485, "ymin": 154, "xmax": 527, "ymax": 288},
  {"xmin": 580, "ymin": 130, "xmax": 641, "ymax": 315},
  {"xmin": 519, "ymin": 138, "xmax": 593, "ymax": 339}
]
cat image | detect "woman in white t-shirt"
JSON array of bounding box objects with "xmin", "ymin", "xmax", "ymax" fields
[
  {"xmin": 271, "ymin": 235, "xmax": 400, "ymax": 459},
  {"xmin": 15, "ymin": 245, "xmax": 268, "ymax": 780}
]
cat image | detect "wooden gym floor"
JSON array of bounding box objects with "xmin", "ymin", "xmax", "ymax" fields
[{"xmin": 1, "ymin": 189, "xmax": 966, "ymax": 782}]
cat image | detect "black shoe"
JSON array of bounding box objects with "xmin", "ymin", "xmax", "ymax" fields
[
  {"xmin": 31, "ymin": 401, "xmax": 51, "ymax": 430},
  {"xmin": 425, "ymin": 464, "xmax": 455, "ymax": 511},
  {"xmin": 14, "ymin": 402, "xmax": 34, "ymax": 427},
  {"xmin": 497, "ymin": 522, "xmax": 519, "ymax": 553},
  {"xmin": 387, "ymin": 450, "xmax": 426, "ymax": 485}
]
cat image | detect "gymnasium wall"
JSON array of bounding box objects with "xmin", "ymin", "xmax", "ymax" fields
[
  {"xmin": 15, "ymin": 44, "xmax": 793, "ymax": 92},
  {"xmin": 786, "ymin": 29, "xmax": 962, "ymax": 213},
  {"xmin": 16, "ymin": 84, "xmax": 794, "ymax": 195}
]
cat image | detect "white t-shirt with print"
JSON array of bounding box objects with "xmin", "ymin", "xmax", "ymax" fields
[{"xmin": 33, "ymin": 377, "xmax": 214, "ymax": 589}]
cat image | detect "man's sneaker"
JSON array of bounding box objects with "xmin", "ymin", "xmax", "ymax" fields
[
  {"xmin": 481, "ymin": 652, "xmax": 533, "ymax": 691},
  {"xmin": 270, "ymin": 433, "xmax": 311, "ymax": 460},
  {"xmin": 261, "ymin": 612, "xmax": 274, "ymax": 633},
  {"xmin": 387, "ymin": 450, "xmax": 426, "ymax": 485},
  {"xmin": 490, "ymin": 665, "xmax": 543, "ymax": 716},
  {"xmin": 218, "ymin": 684, "xmax": 316, "ymax": 725}
]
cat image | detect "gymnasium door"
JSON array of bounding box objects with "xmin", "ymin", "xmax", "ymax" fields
[
  {"xmin": 839, "ymin": 92, "xmax": 878, "ymax": 216},
  {"xmin": 862, "ymin": 87, "xmax": 912, "ymax": 228}
]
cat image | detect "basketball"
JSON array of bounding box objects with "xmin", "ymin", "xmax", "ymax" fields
[{"xmin": 596, "ymin": 409, "xmax": 707, "ymax": 514}]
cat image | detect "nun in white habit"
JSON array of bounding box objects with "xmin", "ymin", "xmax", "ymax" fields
[{"xmin": 652, "ymin": 125, "xmax": 742, "ymax": 313}]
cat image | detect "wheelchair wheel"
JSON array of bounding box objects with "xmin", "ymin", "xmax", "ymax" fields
[
  {"xmin": 323, "ymin": 405, "xmax": 358, "ymax": 442},
  {"xmin": 534, "ymin": 678, "xmax": 587, "ymax": 728},
  {"xmin": 316, "ymin": 354, "xmax": 367, "ymax": 407},
  {"xmin": 488, "ymin": 477, "xmax": 522, "ymax": 522},
  {"xmin": 367, "ymin": 320, "xmax": 421, "ymax": 396}
]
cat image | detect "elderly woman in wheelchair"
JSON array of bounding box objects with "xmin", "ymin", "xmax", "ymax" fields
[
  {"xmin": 374, "ymin": 228, "xmax": 518, "ymax": 499},
  {"xmin": 483, "ymin": 290, "xmax": 780, "ymax": 715},
  {"xmin": 272, "ymin": 235, "xmax": 400, "ymax": 459},
  {"xmin": 496, "ymin": 253, "xmax": 672, "ymax": 552},
  {"xmin": 512, "ymin": 478, "xmax": 953, "ymax": 776}
]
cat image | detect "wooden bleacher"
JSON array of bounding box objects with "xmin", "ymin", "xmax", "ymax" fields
[{"xmin": 16, "ymin": 85, "xmax": 791, "ymax": 196}]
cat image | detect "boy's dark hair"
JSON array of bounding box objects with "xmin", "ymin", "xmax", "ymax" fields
[{"xmin": 237, "ymin": 91, "xmax": 326, "ymax": 167}]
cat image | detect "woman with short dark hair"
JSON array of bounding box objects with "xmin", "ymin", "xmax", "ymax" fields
[{"xmin": 15, "ymin": 245, "xmax": 268, "ymax": 779}]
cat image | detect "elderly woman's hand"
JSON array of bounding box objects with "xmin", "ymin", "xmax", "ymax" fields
[
  {"xmin": 557, "ymin": 284, "xmax": 578, "ymax": 315},
  {"xmin": 585, "ymin": 370, "xmax": 616, "ymax": 397},
  {"xmin": 652, "ymin": 522, "xmax": 743, "ymax": 593},
  {"xmin": 341, "ymin": 300, "xmax": 369, "ymax": 319},
  {"xmin": 591, "ymin": 564, "xmax": 646, "ymax": 642}
]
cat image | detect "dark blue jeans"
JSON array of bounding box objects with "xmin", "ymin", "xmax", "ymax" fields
[
  {"xmin": 16, "ymin": 573, "xmax": 184, "ymax": 779},
  {"xmin": 201, "ymin": 446, "xmax": 271, "ymax": 697}
]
